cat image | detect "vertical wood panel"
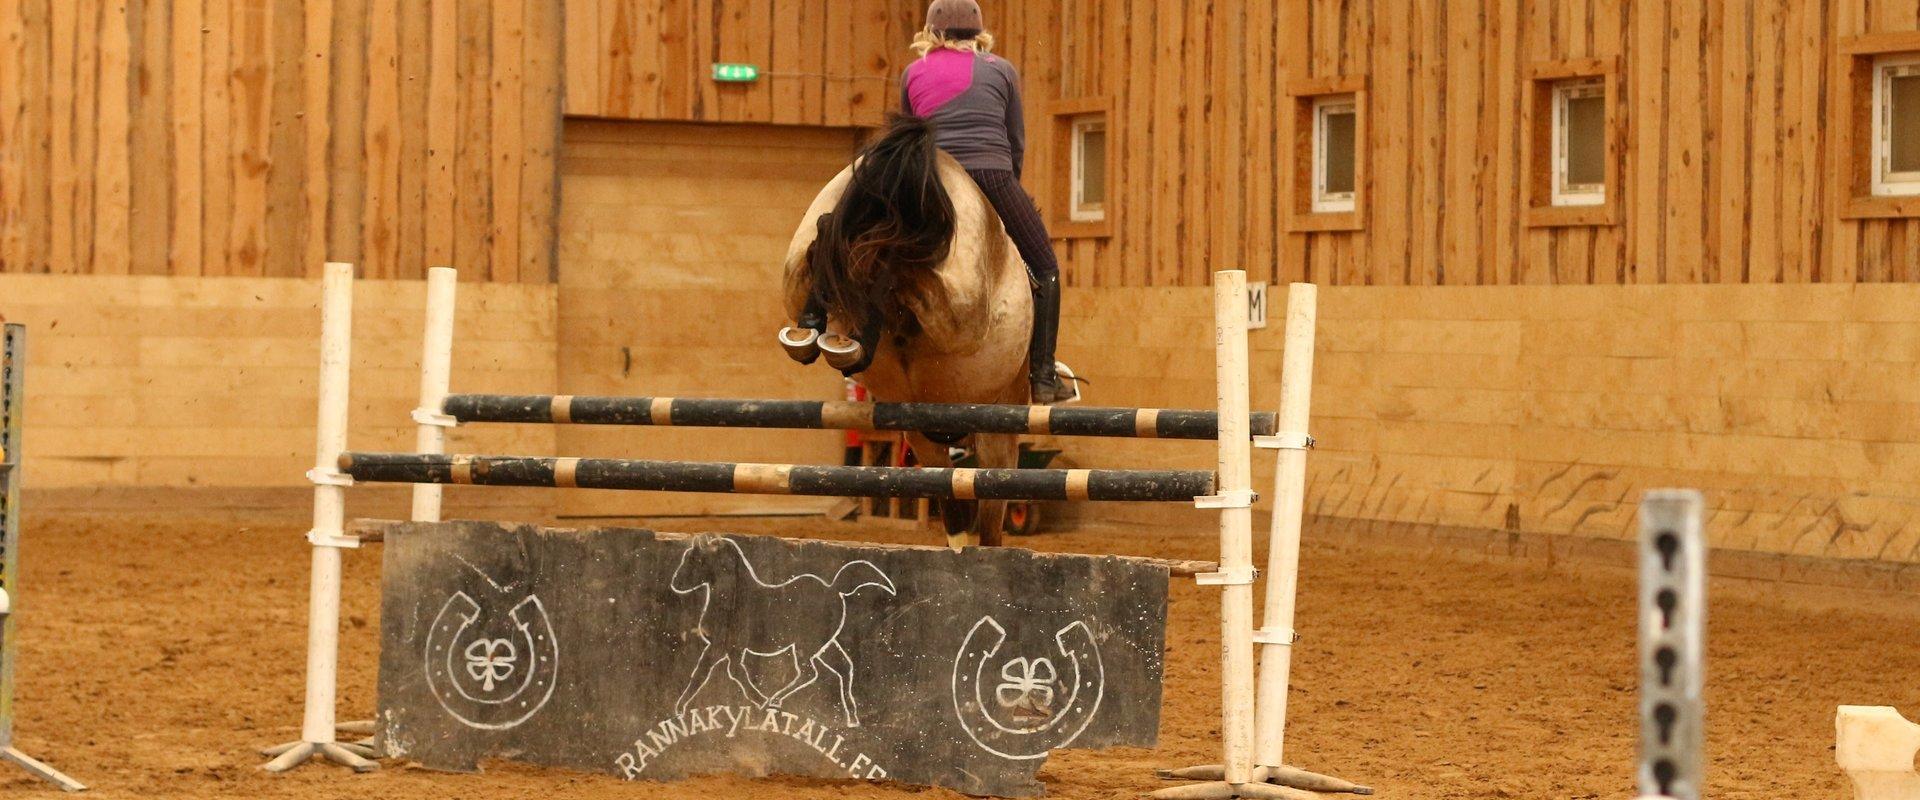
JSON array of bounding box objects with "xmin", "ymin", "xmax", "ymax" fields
[
  {"xmin": 1779, "ymin": 0, "xmax": 1813, "ymax": 282},
  {"xmin": 1751, "ymin": 0, "xmax": 1784, "ymax": 283},
  {"xmin": 199, "ymin": 0, "xmax": 232, "ymax": 275},
  {"xmin": 1185, "ymin": 0, "xmax": 1213, "ymax": 286},
  {"xmin": 521, "ymin": 0, "xmax": 561, "ymax": 283},
  {"xmin": 261, "ymin": 0, "xmax": 307, "ymax": 278},
  {"xmin": 424, "ymin": 0, "xmax": 455, "ymax": 266},
  {"xmin": 168, "ymin": 0, "xmax": 202, "ymax": 276},
  {"xmin": 301, "ymin": 0, "xmax": 332, "ymax": 276},
  {"xmin": 489, "ymin": 0, "xmax": 525, "ymax": 282},
  {"xmin": 395, "ymin": 0, "xmax": 430, "ymax": 279},
  {"xmin": 659, "ymin": 0, "xmax": 690, "ymax": 118},
  {"xmin": 14, "ymin": 1, "xmax": 53, "ymax": 274},
  {"xmin": 322, "ymin": 0, "xmax": 363, "ymax": 268},
  {"xmin": 563, "ymin": 0, "xmax": 599, "ymax": 115},
  {"xmin": 452, "ymin": 0, "xmax": 491, "ymax": 278},
  {"xmin": 362, "ymin": 0, "xmax": 400, "ymax": 278},
  {"xmin": 128, "ymin": 0, "xmax": 172, "ymax": 275},
  {"xmin": 1151, "ymin": 0, "xmax": 1185, "ymax": 286},
  {"xmin": 1244, "ymin": 0, "xmax": 1276, "ymax": 286},
  {"xmin": 70, "ymin": 0, "xmax": 101, "ymax": 275},
  {"xmin": 0, "ymin": 1, "xmax": 21, "ymax": 273},
  {"xmin": 227, "ymin": 0, "xmax": 272, "ymax": 276},
  {"xmin": 1667, "ymin": 0, "xmax": 1705, "ymax": 284}
]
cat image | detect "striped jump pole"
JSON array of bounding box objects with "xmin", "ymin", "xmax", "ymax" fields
[
  {"xmin": 443, "ymin": 394, "xmax": 1282, "ymax": 441},
  {"xmin": 338, "ymin": 453, "xmax": 1216, "ymax": 503}
]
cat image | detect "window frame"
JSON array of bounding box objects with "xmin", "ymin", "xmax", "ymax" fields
[
  {"xmin": 1047, "ymin": 96, "xmax": 1115, "ymax": 238},
  {"xmin": 1550, "ymin": 78, "xmax": 1608, "ymax": 207},
  {"xmin": 1285, "ymin": 75, "xmax": 1368, "ymax": 233},
  {"xmin": 1069, "ymin": 115, "xmax": 1107, "ymax": 222},
  {"xmin": 1835, "ymin": 33, "xmax": 1920, "ymax": 218},
  {"xmin": 1522, "ymin": 59, "xmax": 1622, "ymax": 228},
  {"xmin": 1872, "ymin": 53, "xmax": 1920, "ymax": 197},
  {"xmin": 1311, "ymin": 95, "xmax": 1359, "ymax": 214}
]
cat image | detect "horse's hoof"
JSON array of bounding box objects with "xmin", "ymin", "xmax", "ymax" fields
[
  {"xmin": 819, "ymin": 333, "xmax": 864, "ymax": 371},
  {"xmin": 778, "ymin": 326, "xmax": 821, "ymax": 364}
]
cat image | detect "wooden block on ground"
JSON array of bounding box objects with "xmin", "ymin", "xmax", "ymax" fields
[{"xmin": 1837, "ymin": 706, "xmax": 1920, "ymax": 800}]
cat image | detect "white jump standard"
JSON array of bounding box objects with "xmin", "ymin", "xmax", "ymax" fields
[
  {"xmin": 262, "ymin": 263, "xmax": 378, "ymax": 774},
  {"xmin": 1636, "ymin": 490, "xmax": 1706, "ymax": 800},
  {"xmin": 0, "ymin": 325, "xmax": 86, "ymax": 792}
]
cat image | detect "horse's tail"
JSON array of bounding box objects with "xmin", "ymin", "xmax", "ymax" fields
[
  {"xmin": 830, "ymin": 560, "xmax": 896, "ymax": 597},
  {"xmin": 801, "ymin": 113, "xmax": 957, "ymax": 337}
]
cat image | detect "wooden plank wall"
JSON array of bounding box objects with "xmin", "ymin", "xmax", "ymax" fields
[
  {"xmin": 0, "ymin": 0, "xmax": 561, "ymax": 282},
  {"xmin": 0, "ymin": 273, "xmax": 556, "ymax": 500},
  {"xmin": 553, "ymin": 120, "xmax": 858, "ymax": 517},
  {"xmin": 562, "ymin": 0, "xmax": 913, "ymax": 127},
  {"xmin": 988, "ymin": 0, "xmax": 1920, "ymax": 288}
]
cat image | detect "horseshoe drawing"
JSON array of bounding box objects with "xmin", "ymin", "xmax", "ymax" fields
[
  {"xmin": 951, "ymin": 616, "xmax": 1104, "ymax": 760},
  {"xmin": 424, "ymin": 591, "xmax": 560, "ymax": 731}
]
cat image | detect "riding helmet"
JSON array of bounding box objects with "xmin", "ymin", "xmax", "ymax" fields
[{"xmin": 925, "ymin": 0, "xmax": 985, "ymax": 37}]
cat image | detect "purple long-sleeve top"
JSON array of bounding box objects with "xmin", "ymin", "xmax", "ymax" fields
[{"xmin": 900, "ymin": 49, "xmax": 1026, "ymax": 177}]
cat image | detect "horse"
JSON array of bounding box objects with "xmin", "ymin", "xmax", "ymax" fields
[
  {"xmin": 778, "ymin": 115, "xmax": 1033, "ymax": 550},
  {"xmin": 668, "ymin": 535, "xmax": 896, "ymax": 727}
]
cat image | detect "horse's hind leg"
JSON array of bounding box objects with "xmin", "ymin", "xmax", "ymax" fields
[
  {"xmin": 970, "ymin": 433, "xmax": 1018, "ymax": 548},
  {"xmin": 907, "ymin": 432, "xmax": 978, "ymax": 550},
  {"xmin": 817, "ymin": 640, "xmax": 862, "ymax": 728}
]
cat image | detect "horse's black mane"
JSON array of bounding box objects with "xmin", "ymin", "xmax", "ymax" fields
[{"xmin": 801, "ymin": 114, "xmax": 957, "ymax": 338}]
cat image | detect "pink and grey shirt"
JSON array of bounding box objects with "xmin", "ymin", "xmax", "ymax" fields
[{"xmin": 900, "ymin": 49, "xmax": 1026, "ymax": 177}]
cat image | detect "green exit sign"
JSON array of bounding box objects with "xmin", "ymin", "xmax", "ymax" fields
[{"xmin": 712, "ymin": 63, "xmax": 760, "ymax": 83}]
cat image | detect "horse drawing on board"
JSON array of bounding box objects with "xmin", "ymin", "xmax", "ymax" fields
[
  {"xmin": 777, "ymin": 115, "xmax": 1033, "ymax": 549},
  {"xmin": 669, "ymin": 536, "xmax": 896, "ymax": 728}
]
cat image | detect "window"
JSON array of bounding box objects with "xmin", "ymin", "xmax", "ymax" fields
[
  {"xmin": 1070, "ymin": 116, "xmax": 1107, "ymax": 222},
  {"xmin": 1312, "ymin": 96, "xmax": 1358, "ymax": 213},
  {"xmin": 1523, "ymin": 59, "xmax": 1620, "ymax": 227},
  {"xmin": 1285, "ymin": 76, "xmax": 1366, "ymax": 232},
  {"xmin": 1835, "ymin": 36, "xmax": 1920, "ymax": 217},
  {"xmin": 1552, "ymin": 79, "xmax": 1607, "ymax": 206},
  {"xmin": 1874, "ymin": 54, "xmax": 1920, "ymax": 196},
  {"xmin": 1048, "ymin": 97, "xmax": 1114, "ymax": 237}
]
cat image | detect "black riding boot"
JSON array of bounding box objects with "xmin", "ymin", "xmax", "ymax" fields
[{"xmin": 1028, "ymin": 274, "xmax": 1073, "ymax": 404}]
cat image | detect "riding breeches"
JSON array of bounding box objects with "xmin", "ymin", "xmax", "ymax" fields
[{"xmin": 964, "ymin": 169, "xmax": 1060, "ymax": 282}]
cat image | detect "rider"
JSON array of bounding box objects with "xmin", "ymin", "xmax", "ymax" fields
[{"xmin": 901, "ymin": 0, "xmax": 1074, "ymax": 405}]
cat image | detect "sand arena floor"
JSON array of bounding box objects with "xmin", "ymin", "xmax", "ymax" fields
[{"xmin": 2, "ymin": 511, "xmax": 1916, "ymax": 799}]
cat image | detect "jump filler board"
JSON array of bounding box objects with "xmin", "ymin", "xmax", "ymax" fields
[{"xmin": 376, "ymin": 521, "xmax": 1169, "ymax": 797}]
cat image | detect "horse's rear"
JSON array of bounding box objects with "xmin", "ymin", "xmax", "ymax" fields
[{"xmin": 780, "ymin": 117, "xmax": 1032, "ymax": 548}]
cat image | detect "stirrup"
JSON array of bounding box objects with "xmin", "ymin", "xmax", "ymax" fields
[
  {"xmin": 778, "ymin": 326, "xmax": 821, "ymax": 364},
  {"xmin": 819, "ymin": 333, "xmax": 865, "ymax": 372},
  {"xmin": 1045, "ymin": 361, "xmax": 1084, "ymax": 405}
]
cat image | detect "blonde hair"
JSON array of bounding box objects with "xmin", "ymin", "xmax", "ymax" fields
[{"xmin": 911, "ymin": 25, "xmax": 995, "ymax": 57}]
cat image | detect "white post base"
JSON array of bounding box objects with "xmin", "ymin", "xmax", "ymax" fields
[
  {"xmin": 1145, "ymin": 778, "xmax": 1319, "ymax": 799},
  {"xmin": 1155, "ymin": 764, "xmax": 1372, "ymax": 795},
  {"xmin": 259, "ymin": 739, "xmax": 379, "ymax": 774},
  {"xmin": 1, "ymin": 746, "xmax": 86, "ymax": 791}
]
